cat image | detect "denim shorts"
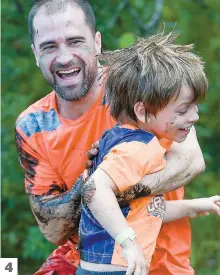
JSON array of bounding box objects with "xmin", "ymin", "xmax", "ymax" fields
[{"xmin": 76, "ymin": 266, "xmax": 127, "ymax": 275}]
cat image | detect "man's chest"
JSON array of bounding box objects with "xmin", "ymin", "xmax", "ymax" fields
[{"xmin": 40, "ymin": 115, "xmax": 115, "ymax": 189}]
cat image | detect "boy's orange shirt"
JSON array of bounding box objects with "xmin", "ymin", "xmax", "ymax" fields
[
  {"xmin": 15, "ymin": 84, "xmax": 194, "ymax": 275},
  {"xmin": 79, "ymin": 125, "xmax": 167, "ymax": 268}
]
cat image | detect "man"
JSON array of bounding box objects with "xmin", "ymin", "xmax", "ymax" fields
[{"xmin": 15, "ymin": 0, "xmax": 205, "ymax": 274}]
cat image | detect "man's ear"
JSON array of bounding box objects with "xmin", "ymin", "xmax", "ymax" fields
[
  {"xmin": 95, "ymin": 31, "xmax": 102, "ymax": 55},
  {"xmin": 31, "ymin": 44, "xmax": 39, "ymax": 67}
]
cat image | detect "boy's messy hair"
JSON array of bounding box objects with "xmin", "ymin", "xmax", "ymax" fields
[{"xmin": 100, "ymin": 31, "xmax": 208, "ymax": 123}]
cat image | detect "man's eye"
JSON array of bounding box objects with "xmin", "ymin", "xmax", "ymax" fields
[
  {"xmin": 43, "ymin": 45, "xmax": 56, "ymax": 51},
  {"xmin": 69, "ymin": 40, "xmax": 82, "ymax": 45}
]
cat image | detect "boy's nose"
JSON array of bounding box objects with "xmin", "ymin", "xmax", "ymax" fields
[{"xmin": 188, "ymin": 109, "xmax": 199, "ymax": 124}]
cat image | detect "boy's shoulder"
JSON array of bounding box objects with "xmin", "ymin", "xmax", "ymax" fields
[{"xmin": 101, "ymin": 125, "xmax": 155, "ymax": 148}]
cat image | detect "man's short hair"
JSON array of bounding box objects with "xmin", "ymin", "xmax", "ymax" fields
[
  {"xmin": 28, "ymin": 0, "xmax": 96, "ymax": 45},
  {"xmin": 100, "ymin": 31, "xmax": 208, "ymax": 123}
]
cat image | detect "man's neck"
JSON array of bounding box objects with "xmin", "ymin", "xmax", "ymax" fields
[{"xmin": 56, "ymin": 79, "xmax": 102, "ymax": 121}]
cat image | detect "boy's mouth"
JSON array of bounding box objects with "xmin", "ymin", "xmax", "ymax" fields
[
  {"xmin": 179, "ymin": 126, "xmax": 192, "ymax": 135},
  {"xmin": 179, "ymin": 126, "xmax": 191, "ymax": 131}
]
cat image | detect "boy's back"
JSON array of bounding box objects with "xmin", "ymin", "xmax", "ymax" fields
[{"xmin": 79, "ymin": 124, "xmax": 166, "ymax": 268}]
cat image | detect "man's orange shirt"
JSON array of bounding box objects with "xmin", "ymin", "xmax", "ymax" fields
[{"xmin": 15, "ymin": 84, "xmax": 194, "ymax": 275}]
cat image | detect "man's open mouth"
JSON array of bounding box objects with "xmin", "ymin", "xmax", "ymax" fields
[{"xmin": 56, "ymin": 68, "xmax": 81, "ymax": 79}]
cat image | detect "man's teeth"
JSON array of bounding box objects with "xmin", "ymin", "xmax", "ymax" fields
[{"xmin": 58, "ymin": 68, "xmax": 79, "ymax": 74}]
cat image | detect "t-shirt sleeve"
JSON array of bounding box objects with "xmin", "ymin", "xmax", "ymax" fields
[
  {"xmin": 15, "ymin": 126, "xmax": 67, "ymax": 196},
  {"xmin": 98, "ymin": 137, "xmax": 166, "ymax": 193}
]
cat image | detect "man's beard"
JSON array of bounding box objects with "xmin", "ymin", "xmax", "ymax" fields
[
  {"xmin": 52, "ymin": 76, "xmax": 89, "ymax": 101},
  {"xmin": 41, "ymin": 59, "xmax": 98, "ymax": 102},
  {"xmin": 52, "ymin": 65, "xmax": 95, "ymax": 101}
]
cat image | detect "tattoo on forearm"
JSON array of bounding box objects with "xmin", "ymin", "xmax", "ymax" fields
[
  {"xmin": 81, "ymin": 176, "xmax": 151, "ymax": 207},
  {"xmin": 29, "ymin": 175, "xmax": 84, "ymax": 235},
  {"xmin": 117, "ymin": 183, "xmax": 152, "ymax": 207},
  {"xmin": 30, "ymin": 174, "xmax": 152, "ymax": 243},
  {"xmin": 81, "ymin": 177, "xmax": 96, "ymax": 205}
]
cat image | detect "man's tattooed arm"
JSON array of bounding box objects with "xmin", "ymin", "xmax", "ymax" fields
[
  {"xmin": 140, "ymin": 127, "xmax": 205, "ymax": 194},
  {"xmin": 29, "ymin": 176, "xmax": 83, "ymax": 245}
]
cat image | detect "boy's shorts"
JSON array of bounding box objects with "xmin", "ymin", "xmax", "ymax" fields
[{"xmin": 76, "ymin": 266, "xmax": 127, "ymax": 275}]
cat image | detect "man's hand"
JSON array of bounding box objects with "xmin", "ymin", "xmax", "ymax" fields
[
  {"xmin": 164, "ymin": 195, "xmax": 220, "ymax": 223},
  {"xmin": 122, "ymin": 238, "xmax": 148, "ymax": 275},
  {"xmin": 85, "ymin": 141, "xmax": 99, "ymax": 169},
  {"xmin": 188, "ymin": 195, "xmax": 220, "ymax": 218}
]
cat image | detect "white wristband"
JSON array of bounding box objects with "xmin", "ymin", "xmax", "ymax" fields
[{"xmin": 115, "ymin": 227, "xmax": 136, "ymax": 246}]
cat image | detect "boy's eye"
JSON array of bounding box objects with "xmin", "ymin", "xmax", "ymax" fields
[{"xmin": 178, "ymin": 110, "xmax": 188, "ymax": 115}]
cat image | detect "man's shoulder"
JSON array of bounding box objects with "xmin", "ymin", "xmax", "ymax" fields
[
  {"xmin": 15, "ymin": 91, "xmax": 61, "ymax": 137},
  {"xmin": 17, "ymin": 92, "xmax": 55, "ymax": 120}
]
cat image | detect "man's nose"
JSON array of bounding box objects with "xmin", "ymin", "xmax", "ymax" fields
[{"xmin": 56, "ymin": 45, "xmax": 72, "ymax": 65}]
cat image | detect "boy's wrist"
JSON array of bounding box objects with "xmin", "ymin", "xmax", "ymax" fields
[
  {"xmin": 115, "ymin": 227, "xmax": 136, "ymax": 246},
  {"xmin": 120, "ymin": 237, "xmax": 134, "ymax": 248}
]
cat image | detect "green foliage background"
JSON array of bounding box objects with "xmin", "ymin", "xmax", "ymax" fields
[{"xmin": 2, "ymin": 0, "xmax": 220, "ymax": 274}]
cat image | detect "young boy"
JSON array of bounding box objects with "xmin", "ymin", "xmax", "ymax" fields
[{"xmin": 77, "ymin": 32, "xmax": 220, "ymax": 275}]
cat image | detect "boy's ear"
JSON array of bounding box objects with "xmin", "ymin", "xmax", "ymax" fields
[
  {"xmin": 134, "ymin": 102, "xmax": 151, "ymax": 124},
  {"xmin": 31, "ymin": 44, "xmax": 39, "ymax": 67}
]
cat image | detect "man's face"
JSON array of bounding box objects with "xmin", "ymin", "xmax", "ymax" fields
[
  {"xmin": 32, "ymin": 4, "xmax": 101, "ymax": 101},
  {"xmin": 147, "ymin": 85, "xmax": 200, "ymax": 143}
]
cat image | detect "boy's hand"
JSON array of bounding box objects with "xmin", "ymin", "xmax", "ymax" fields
[
  {"xmin": 189, "ymin": 195, "xmax": 220, "ymax": 218},
  {"xmin": 85, "ymin": 141, "xmax": 99, "ymax": 169},
  {"xmin": 122, "ymin": 238, "xmax": 148, "ymax": 275}
]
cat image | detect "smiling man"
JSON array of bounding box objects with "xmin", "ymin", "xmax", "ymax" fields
[
  {"xmin": 15, "ymin": 1, "xmax": 206, "ymax": 274},
  {"xmin": 30, "ymin": 0, "xmax": 102, "ymax": 115}
]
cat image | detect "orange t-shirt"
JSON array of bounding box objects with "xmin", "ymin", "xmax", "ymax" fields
[
  {"xmin": 15, "ymin": 85, "xmax": 115, "ymax": 195},
  {"xmin": 150, "ymin": 140, "xmax": 194, "ymax": 275},
  {"xmin": 15, "ymin": 84, "xmax": 193, "ymax": 275}
]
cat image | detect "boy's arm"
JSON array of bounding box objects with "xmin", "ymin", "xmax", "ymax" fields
[
  {"xmin": 140, "ymin": 127, "xmax": 205, "ymax": 195},
  {"xmin": 82, "ymin": 168, "xmax": 148, "ymax": 275},
  {"xmin": 82, "ymin": 139, "xmax": 165, "ymax": 275},
  {"xmin": 82, "ymin": 168, "xmax": 129, "ymax": 239},
  {"xmin": 163, "ymin": 196, "xmax": 220, "ymax": 223}
]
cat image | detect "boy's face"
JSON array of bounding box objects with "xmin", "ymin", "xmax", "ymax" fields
[{"xmin": 147, "ymin": 85, "xmax": 199, "ymax": 142}]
